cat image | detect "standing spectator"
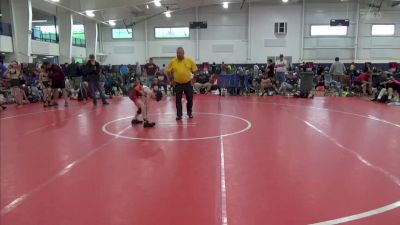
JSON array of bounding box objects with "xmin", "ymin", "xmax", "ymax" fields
[
  {"xmin": 211, "ymin": 62, "xmax": 217, "ymax": 74},
  {"xmin": 0, "ymin": 60, "xmax": 7, "ymax": 80},
  {"xmin": 77, "ymin": 63, "xmax": 88, "ymax": 102},
  {"xmin": 266, "ymin": 59, "xmax": 275, "ymax": 79},
  {"xmin": 67, "ymin": 58, "xmax": 80, "ymax": 90},
  {"xmin": 167, "ymin": 47, "xmax": 198, "ymax": 120},
  {"xmin": 43, "ymin": 62, "xmax": 69, "ymax": 107},
  {"xmin": 6, "ymin": 61, "xmax": 23, "ymax": 108},
  {"xmin": 135, "ymin": 62, "xmax": 142, "ymax": 79},
  {"xmin": 39, "ymin": 65, "xmax": 52, "ymax": 107},
  {"xmin": 221, "ymin": 62, "xmax": 227, "ymax": 75},
  {"xmin": 275, "ymin": 54, "xmax": 287, "ymax": 86},
  {"xmin": 329, "ymin": 57, "xmax": 346, "ymax": 79},
  {"xmin": 86, "ymin": 54, "xmax": 109, "ymax": 106},
  {"xmin": 144, "ymin": 57, "xmax": 159, "ymax": 87}
]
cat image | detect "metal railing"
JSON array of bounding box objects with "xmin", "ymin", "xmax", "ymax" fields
[
  {"xmin": 72, "ymin": 38, "xmax": 86, "ymax": 47},
  {"xmin": 0, "ymin": 22, "xmax": 12, "ymax": 36},
  {"xmin": 31, "ymin": 28, "xmax": 59, "ymax": 43}
]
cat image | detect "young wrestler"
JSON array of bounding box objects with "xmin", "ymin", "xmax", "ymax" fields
[{"xmin": 129, "ymin": 80, "xmax": 163, "ymax": 128}]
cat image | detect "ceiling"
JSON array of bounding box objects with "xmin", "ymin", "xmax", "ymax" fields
[
  {"xmin": 32, "ymin": 0, "xmax": 301, "ymax": 25},
  {"xmin": 31, "ymin": 0, "xmax": 399, "ymax": 26}
]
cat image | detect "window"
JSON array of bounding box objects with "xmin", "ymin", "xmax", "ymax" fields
[
  {"xmin": 371, "ymin": 25, "xmax": 395, "ymax": 36},
  {"xmin": 112, "ymin": 28, "xmax": 133, "ymax": 39},
  {"xmin": 310, "ymin": 25, "xmax": 347, "ymax": 36},
  {"xmin": 32, "ymin": 25, "xmax": 59, "ymax": 43},
  {"xmin": 72, "ymin": 24, "xmax": 85, "ymax": 47},
  {"xmin": 155, "ymin": 27, "xmax": 190, "ymax": 39}
]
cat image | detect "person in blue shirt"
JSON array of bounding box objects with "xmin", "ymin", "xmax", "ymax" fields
[{"xmin": 0, "ymin": 61, "xmax": 7, "ymax": 80}]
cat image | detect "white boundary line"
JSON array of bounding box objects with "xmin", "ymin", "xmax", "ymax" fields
[
  {"xmin": 199, "ymin": 99, "xmax": 400, "ymax": 128},
  {"xmin": 101, "ymin": 112, "xmax": 252, "ymax": 141},
  {"xmin": 220, "ymin": 136, "xmax": 228, "ymax": 225},
  {"xmin": 310, "ymin": 201, "xmax": 400, "ymax": 225},
  {"xmin": 304, "ymin": 120, "xmax": 400, "ymax": 224},
  {"xmin": 0, "ymin": 126, "xmax": 131, "ymax": 216},
  {"xmin": 303, "ymin": 120, "xmax": 400, "ymax": 187}
]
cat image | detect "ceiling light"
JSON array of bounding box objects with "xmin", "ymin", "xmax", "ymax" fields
[
  {"xmin": 86, "ymin": 10, "xmax": 95, "ymax": 17},
  {"xmin": 165, "ymin": 11, "xmax": 171, "ymax": 18},
  {"xmin": 32, "ymin": 20, "xmax": 48, "ymax": 23},
  {"xmin": 282, "ymin": 0, "xmax": 288, "ymax": 2},
  {"xmin": 146, "ymin": 4, "xmax": 149, "ymax": 9},
  {"xmin": 154, "ymin": 0, "xmax": 161, "ymax": 7},
  {"xmin": 223, "ymin": 2, "xmax": 229, "ymax": 8},
  {"xmin": 46, "ymin": 56, "xmax": 54, "ymax": 58},
  {"xmin": 109, "ymin": 20, "xmax": 116, "ymax": 26},
  {"xmin": 51, "ymin": 0, "xmax": 60, "ymax": 2}
]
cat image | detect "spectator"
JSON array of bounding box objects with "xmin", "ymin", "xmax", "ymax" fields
[
  {"xmin": 0, "ymin": 60, "xmax": 7, "ymax": 80},
  {"xmin": 194, "ymin": 71, "xmax": 212, "ymax": 94},
  {"xmin": 278, "ymin": 72, "xmax": 298, "ymax": 95},
  {"xmin": 354, "ymin": 68, "xmax": 371, "ymax": 96},
  {"xmin": 260, "ymin": 60, "xmax": 278, "ymax": 96},
  {"xmin": 43, "ymin": 61, "xmax": 69, "ymax": 107},
  {"xmin": 154, "ymin": 71, "xmax": 168, "ymax": 94},
  {"xmin": 210, "ymin": 69, "xmax": 221, "ymax": 95},
  {"xmin": 39, "ymin": 65, "xmax": 52, "ymax": 107},
  {"xmin": 6, "ymin": 61, "xmax": 23, "ymax": 108},
  {"xmin": 329, "ymin": 57, "xmax": 346, "ymax": 77},
  {"xmin": 144, "ymin": 57, "xmax": 159, "ymax": 87},
  {"xmin": 266, "ymin": 59, "xmax": 275, "ymax": 79},
  {"xmin": 387, "ymin": 75, "xmax": 400, "ymax": 101},
  {"xmin": 68, "ymin": 58, "xmax": 81, "ymax": 90},
  {"xmin": 86, "ymin": 54, "xmax": 109, "ymax": 106},
  {"xmin": 221, "ymin": 62, "xmax": 227, "ymax": 75},
  {"xmin": 211, "ymin": 62, "xmax": 217, "ymax": 74},
  {"xmin": 275, "ymin": 54, "xmax": 287, "ymax": 86}
]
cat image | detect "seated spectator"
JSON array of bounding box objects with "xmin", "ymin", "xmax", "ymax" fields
[
  {"xmin": 154, "ymin": 71, "xmax": 168, "ymax": 94},
  {"xmin": 387, "ymin": 75, "xmax": 400, "ymax": 101},
  {"xmin": 278, "ymin": 72, "xmax": 298, "ymax": 95},
  {"xmin": 354, "ymin": 68, "xmax": 371, "ymax": 95},
  {"xmin": 194, "ymin": 71, "xmax": 212, "ymax": 94},
  {"xmin": 210, "ymin": 69, "xmax": 221, "ymax": 95},
  {"xmin": 372, "ymin": 72, "xmax": 389, "ymax": 102}
]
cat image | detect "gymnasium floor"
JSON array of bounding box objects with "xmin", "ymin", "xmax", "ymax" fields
[{"xmin": 1, "ymin": 95, "xmax": 399, "ymax": 225}]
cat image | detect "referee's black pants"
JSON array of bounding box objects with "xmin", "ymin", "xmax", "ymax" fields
[{"xmin": 175, "ymin": 81, "xmax": 193, "ymax": 118}]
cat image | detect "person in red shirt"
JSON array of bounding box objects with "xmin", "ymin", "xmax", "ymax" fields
[
  {"xmin": 129, "ymin": 80, "xmax": 163, "ymax": 128},
  {"xmin": 387, "ymin": 75, "xmax": 400, "ymax": 101},
  {"xmin": 355, "ymin": 68, "xmax": 371, "ymax": 95}
]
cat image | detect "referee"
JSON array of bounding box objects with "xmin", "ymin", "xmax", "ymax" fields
[{"xmin": 167, "ymin": 47, "xmax": 198, "ymax": 120}]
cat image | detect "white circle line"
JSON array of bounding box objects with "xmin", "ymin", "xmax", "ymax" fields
[{"xmin": 101, "ymin": 112, "xmax": 252, "ymax": 141}]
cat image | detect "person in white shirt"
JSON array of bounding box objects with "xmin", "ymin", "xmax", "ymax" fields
[{"xmin": 275, "ymin": 54, "xmax": 288, "ymax": 86}]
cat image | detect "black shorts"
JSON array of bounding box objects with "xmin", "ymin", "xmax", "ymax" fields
[
  {"xmin": 51, "ymin": 79, "xmax": 65, "ymax": 89},
  {"xmin": 9, "ymin": 79, "xmax": 20, "ymax": 87}
]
